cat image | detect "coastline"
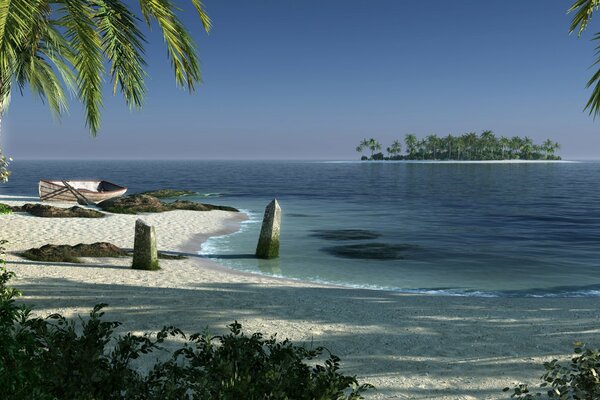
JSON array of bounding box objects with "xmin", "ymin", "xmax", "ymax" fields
[{"xmin": 3, "ymin": 195, "xmax": 600, "ymax": 399}]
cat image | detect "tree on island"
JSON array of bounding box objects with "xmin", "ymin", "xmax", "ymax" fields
[
  {"xmin": 356, "ymin": 138, "xmax": 383, "ymax": 160},
  {"xmin": 0, "ymin": 0, "xmax": 212, "ymax": 182},
  {"xmin": 386, "ymin": 140, "xmax": 402, "ymax": 159},
  {"xmin": 357, "ymin": 131, "xmax": 562, "ymax": 161}
]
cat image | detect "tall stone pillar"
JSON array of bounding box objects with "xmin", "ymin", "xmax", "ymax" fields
[
  {"xmin": 132, "ymin": 219, "xmax": 159, "ymax": 270},
  {"xmin": 256, "ymin": 199, "xmax": 281, "ymax": 259}
]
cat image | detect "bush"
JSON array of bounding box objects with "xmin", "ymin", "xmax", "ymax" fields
[
  {"xmin": 0, "ymin": 204, "xmax": 12, "ymax": 214},
  {"xmin": 0, "ymin": 241, "xmax": 372, "ymax": 400},
  {"xmin": 504, "ymin": 343, "xmax": 600, "ymax": 399}
]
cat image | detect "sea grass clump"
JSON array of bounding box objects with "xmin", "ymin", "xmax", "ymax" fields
[
  {"xmin": 99, "ymin": 194, "xmax": 238, "ymax": 214},
  {"xmin": 0, "ymin": 204, "xmax": 12, "ymax": 214},
  {"xmin": 138, "ymin": 189, "xmax": 196, "ymax": 198}
]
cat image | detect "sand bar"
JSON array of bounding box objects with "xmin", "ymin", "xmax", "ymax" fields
[{"xmin": 2, "ymin": 194, "xmax": 600, "ymax": 399}]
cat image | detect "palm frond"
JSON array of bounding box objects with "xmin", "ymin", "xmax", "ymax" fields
[
  {"xmin": 190, "ymin": 0, "xmax": 212, "ymax": 32},
  {"xmin": 95, "ymin": 0, "xmax": 147, "ymax": 109},
  {"xmin": 584, "ymin": 32, "xmax": 600, "ymax": 117},
  {"xmin": 139, "ymin": 0, "xmax": 202, "ymax": 91},
  {"xmin": 569, "ymin": 0, "xmax": 600, "ymax": 35},
  {"xmin": 57, "ymin": 0, "xmax": 104, "ymax": 135}
]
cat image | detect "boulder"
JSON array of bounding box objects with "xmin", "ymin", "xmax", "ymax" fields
[
  {"xmin": 100, "ymin": 194, "xmax": 239, "ymax": 214},
  {"xmin": 21, "ymin": 242, "xmax": 126, "ymax": 263}
]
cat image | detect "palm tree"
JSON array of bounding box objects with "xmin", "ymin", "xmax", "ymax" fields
[
  {"xmin": 367, "ymin": 138, "xmax": 382, "ymax": 159},
  {"xmin": 0, "ymin": 0, "xmax": 211, "ymax": 181},
  {"xmin": 543, "ymin": 139, "xmax": 561, "ymax": 159},
  {"xmin": 404, "ymin": 134, "xmax": 417, "ymax": 159},
  {"xmin": 356, "ymin": 138, "xmax": 370, "ymax": 158},
  {"xmin": 425, "ymin": 134, "xmax": 439, "ymax": 159},
  {"xmin": 569, "ymin": 1, "xmax": 600, "ymax": 117},
  {"xmin": 499, "ymin": 136, "xmax": 510, "ymax": 159},
  {"xmin": 386, "ymin": 140, "xmax": 402, "ymax": 159}
]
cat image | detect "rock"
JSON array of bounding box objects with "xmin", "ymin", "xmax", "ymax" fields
[
  {"xmin": 15, "ymin": 204, "xmax": 104, "ymax": 218},
  {"xmin": 321, "ymin": 243, "xmax": 420, "ymax": 260},
  {"xmin": 256, "ymin": 199, "xmax": 281, "ymax": 259},
  {"xmin": 21, "ymin": 242, "xmax": 126, "ymax": 263},
  {"xmin": 132, "ymin": 219, "xmax": 159, "ymax": 270},
  {"xmin": 20, "ymin": 241, "xmax": 185, "ymax": 264},
  {"xmin": 311, "ymin": 229, "xmax": 381, "ymax": 241},
  {"xmin": 100, "ymin": 194, "xmax": 166, "ymax": 214},
  {"xmin": 99, "ymin": 194, "xmax": 239, "ymax": 214},
  {"xmin": 138, "ymin": 189, "xmax": 196, "ymax": 198},
  {"xmin": 170, "ymin": 200, "xmax": 239, "ymax": 212}
]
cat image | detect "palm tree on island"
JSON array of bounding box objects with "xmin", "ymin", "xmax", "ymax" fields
[{"xmin": 357, "ymin": 131, "xmax": 562, "ymax": 161}]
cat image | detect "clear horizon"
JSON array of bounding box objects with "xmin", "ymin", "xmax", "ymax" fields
[{"xmin": 4, "ymin": 0, "xmax": 600, "ymax": 160}]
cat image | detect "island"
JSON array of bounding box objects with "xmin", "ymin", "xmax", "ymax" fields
[{"xmin": 356, "ymin": 131, "xmax": 561, "ymax": 161}]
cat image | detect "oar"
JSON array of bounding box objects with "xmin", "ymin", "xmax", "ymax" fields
[{"xmin": 61, "ymin": 180, "xmax": 95, "ymax": 206}]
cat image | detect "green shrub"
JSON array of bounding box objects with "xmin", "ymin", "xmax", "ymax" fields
[
  {"xmin": 0, "ymin": 204, "xmax": 12, "ymax": 214},
  {"xmin": 0, "ymin": 241, "xmax": 372, "ymax": 400},
  {"xmin": 504, "ymin": 343, "xmax": 600, "ymax": 399}
]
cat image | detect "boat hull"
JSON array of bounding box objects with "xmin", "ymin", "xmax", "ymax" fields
[{"xmin": 39, "ymin": 180, "xmax": 127, "ymax": 204}]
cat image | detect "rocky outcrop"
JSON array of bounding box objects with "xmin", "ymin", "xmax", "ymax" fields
[
  {"xmin": 11, "ymin": 203, "xmax": 104, "ymax": 218},
  {"xmin": 20, "ymin": 241, "xmax": 186, "ymax": 264},
  {"xmin": 21, "ymin": 242, "xmax": 126, "ymax": 263},
  {"xmin": 99, "ymin": 194, "xmax": 238, "ymax": 214}
]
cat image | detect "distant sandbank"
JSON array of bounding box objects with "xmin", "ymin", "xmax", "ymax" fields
[{"xmin": 1, "ymin": 194, "xmax": 599, "ymax": 399}]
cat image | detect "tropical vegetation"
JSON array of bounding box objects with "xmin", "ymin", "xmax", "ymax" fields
[
  {"xmin": 0, "ymin": 0, "xmax": 212, "ymax": 182},
  {"xmin": 569, "ymin": 0, "xmax": 600, "ymax": 118},
  {"xmin": 356, "ymin": 131, "xmax": 561, "ymax": 161},
  {"xmin": 0, "ymin": 243, "xmax": 372, "ymax": 400},
  {"xmin": 504, "ymin": 342, "xmax": 600, "ymax": 399}
]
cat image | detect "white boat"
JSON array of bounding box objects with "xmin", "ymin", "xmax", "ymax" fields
[{"xmin": 39, "ymin": 180, "xmax": 127, "ymax": 204}]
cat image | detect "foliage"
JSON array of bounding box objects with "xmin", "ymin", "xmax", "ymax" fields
[
  {"xmin": 569, "ymin": 0, "xmax": 600, "ymax": 117},
  {"xmin": 356, "ymin": 131, "xmax": 561, "ymax": 161},
  {"xmin": 504, "ymin": 342, "xmax": 600, "ymax": 399},
  {"xmin": 356, "ymin": 138, "xmax": 382, "ymax": 159},
  {"xmin": 0, "ymin": 149, "xmax": 9, "ymax": 183},
  {"xmin": 0, "ymin": 203, "xmax": 11, "ymax": 214},
  {"xmin": 0, "ymin": 245, "xmax": 372, "ymax": 399},
  {"xmin": 0, "ymin": 0, "xmax": 211, "ymax": 135}
]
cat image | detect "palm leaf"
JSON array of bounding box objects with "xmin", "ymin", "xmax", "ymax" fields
[
  {"xmin": 138, "ymin": 0, "xmax": 203, "ymax": 91},
  {"xmin": 57, "ymin": 0, "xmax": 104, "ymax": 135},
  {"xmin": 95, "ymin": 0, "xmax": 147, "ymax": 109}
]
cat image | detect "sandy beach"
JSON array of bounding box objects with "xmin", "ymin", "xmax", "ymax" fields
[{"xmin": 2, "ymin": 194, "xmax": 599, "ymax": 399}]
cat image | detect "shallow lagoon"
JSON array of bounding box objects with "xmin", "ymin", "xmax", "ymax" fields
[{"xmin": 4, "ymin": 159, "xmax": 600, "ymax": 297}]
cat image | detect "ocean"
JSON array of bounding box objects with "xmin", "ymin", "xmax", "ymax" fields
[{"xmin": 3, "ymin": 159, "xmax": 600, "ymax": 297}]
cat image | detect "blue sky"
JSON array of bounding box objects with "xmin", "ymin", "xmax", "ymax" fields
[{"xmin": 4, "ymin": 0, "xmax": 600, "ymax": 159}]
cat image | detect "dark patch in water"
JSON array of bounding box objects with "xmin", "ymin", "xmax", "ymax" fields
[
  {"xmin": 311, "ymin": 229, "xmax": 381, "ymax": 241},
  {"xmin": 288, "ymin": 213, "xmax": 319, "ymax": 218},
  {"xmin": 321, "ymin": 243, "xmax": 420, "ymax": 260}
]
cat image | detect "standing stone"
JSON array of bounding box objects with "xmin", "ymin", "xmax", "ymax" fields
[
  {"xmin": 256, "ymin": 199, "xmax": 281, "ymax": 259},
  {"xmin": 132, "ymin": 219, "xmax": 159, "ymax": 270}
]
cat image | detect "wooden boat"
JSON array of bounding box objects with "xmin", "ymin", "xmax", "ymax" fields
[{"xmin": 39, "ymin": 180, "xmax": 127, "ymax": 204}]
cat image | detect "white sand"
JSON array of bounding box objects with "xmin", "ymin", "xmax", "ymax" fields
[{"xmin": 2, "ymin": 194, "xmax": 600, "ymax": 399}]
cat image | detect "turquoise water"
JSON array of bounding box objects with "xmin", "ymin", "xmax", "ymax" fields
[{"xmin": 4, "ymin": 160, "xmax": 600, "ymax": 297}]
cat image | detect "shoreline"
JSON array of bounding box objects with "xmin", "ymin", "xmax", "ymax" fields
[{"xmin": 2, "ymin": 195, "xmax": 600, "ymax": 399}]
